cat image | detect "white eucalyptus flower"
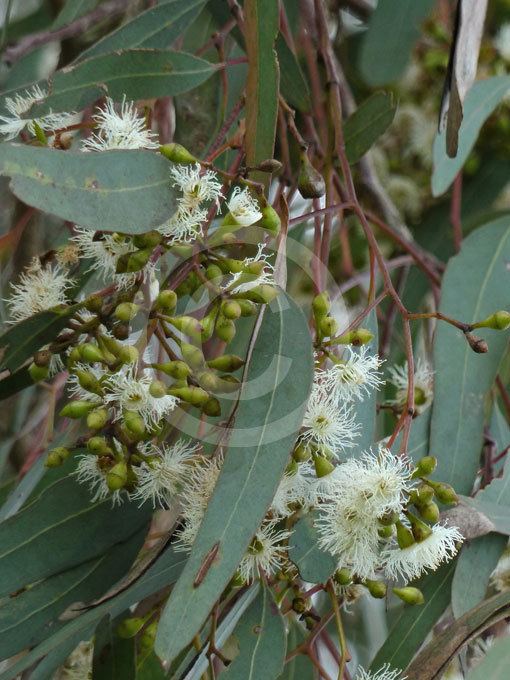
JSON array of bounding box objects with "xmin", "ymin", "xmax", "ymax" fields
[
  {"xmin": 300, "ymin": 383, "xmax": 359, "ymax": 456},
  {"xmin": 238, "ymin": 520, "xmax": 293, "ymax": 582},
  {"xmin": 169, "ymin": 163, "xmax": 222, "ymax": 211},
  {"xmin": 156, "ymin": 205, "xmax": 208, "ymax": 244},
  {"xmin": 321, "ymin": 345, "xmax": 384, "ymax": 402},
  {"xmin": 383, "ymin": 523, "xmax": 463, "ymax": 581},
  {"xmin": 388, "ymin": 358, "xmax": 433, "ymax": 415},
  {"xmin": 73, "ymin": 454, "xmax": 122, "ymax": 506},
  {"xmin": 104, "ymin": 367, "xmax": 178, "ymax": 431},
  {"xmin": 355, "ymin": 664, "xmax": 406, "ymax": 680},
  {"xmin": 82, "ymin": 97, "xmax": 158, "ymax": 151},
  {"xmin": 175, "ymin": 455, "xmax": 223, "ymax": 551},
  {"xmin": 226, "ymin": 186, "xmax": 262, "ymax": 227},
  {"xmin": 0, "ymin": 85, "xmax": 75, "ymax": 140},
  {"xmin": 72, "ymin": 227, "xmax": 156, "ymax": 289},
  {"xmin": 225, "ymin": 243, "xmax": 275, "ymax": 293},
  {"xmin": 66, "ymin": 363, "xmax": 104, "ymax": 404},
  {"xmin": 130, "ymin": 440, "xmax": 200, "ymax": 508},
  {"xmin": 6, "ymin": 258, "xmax": 72, "ymax": 323},
  {"xmin": 271, "ymin": 462, "xmax": 314, "ymax": 517}
]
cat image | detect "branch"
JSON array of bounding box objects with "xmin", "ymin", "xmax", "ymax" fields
[{"xmin": 2, "ymin": 0, "xmax": 127, "ymax": 65}]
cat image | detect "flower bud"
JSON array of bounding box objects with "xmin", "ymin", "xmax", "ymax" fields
[
  {"xmin": 393, "ymin": 586, "xmax": 424, "ymax": 605},
  {"xmin": 181, "ymin": 343, "xmax": 205, "ymax": 369},
  {"xmin": 154, "ymin": 360, "xmax": 191, "ymax": 379},
  {"xmin": 378, "ymin": 525, "xmax": 394, "ymax": 539},
  {"xmin": 78, "ymin": 343, "xmax": 105, "ymax": 364},
  {"xmin": 256, "ymin": 158, "xmax": 283, "ymax": 173},
  {"xmin": 118, "ymin": 345, "xmax": 139, "ymax": 365},
  {"xmin": 84, "ymin": 294, "xmax": 103, "ymax": 314},
  {"xmin": 292, "ymin": 597, "xmax": 307, "ymax": 614},
  {"xmin": 75, "ymin": 369, "xmax": 102, "ymax": 396},
  {"xmin": 139, "ymin": 621, "xmax": 158, "ymax": 654},
  {"xmin": 116, "ymin": 248, "xmax": 152, "ymax": 274},
  {"xmin": 319, "ymin": 316, "xmax": 338, "ymax": 338},
  {"xmin": 133, "ymin": 230, "xmax": 162, "ymax": 249},
  {"xmin": 298, "ymin": 152, "xmax": 326, "ymax": 199},
  {"xmin": 221, "ymin": 300, "xmax": 242, "ymax": 320},
  {"xmin": 117, "ymin": 617, "xmax": 146, "ymax": 639},
  {"xmin": 314, "ymin": 455, "xmax": 335, "ymax": 478},
  {"xmin": 87, "ymin": 436, "xmax": 109, "ymax": 454},
  {"xmin": 472, "ymin": 310, "xmax": 510, "ymax": 331},
  {"xmin": 465, "ymin": 332, "xmax": 488, "ymax": 354},
  {"xmin": 334, "ymin": 568, "xmax": 352, "ymax": 585},
  {"xmin": 67, "ymin": 347, "xmax": 81, "ymax": 368},
  {"xmin": 29, "ymin": 362, "xmax": 49, "ymax": 382},
  {"xmin": 216, "ymin": 318, "xmax": 236, "ymax": 343},
  {"xmin": 365, "ymin": 579, "xmax": 387, "ymax": 599},
  {"xmin": 237, "ymin": 299, "xmax": 257, "ymax": 316},
  {"xmin": 312, "ymin": 292, "xmax": 330, "ymax": 319},
  {"xmin": 216, "ymin": 375, "xmax": 241, "ymax": 393},
  {"xmin": 169, "ymin": 315, "xmax": 203, "ymax": 340},
  {"xmin": 106, "ymin": 461, "xmax": 128, "ymax": 491},
  {"xmin": 45, "ymin": 447, "xmax": 70, "ymax": 467},
  {"xmin": 417, "ymin": 501, "xmax": 440, "ymax": 523},
  {"xmin": 293, "ymin": 443, "xmax": 311, "ymax": 462},
  {"xmin": 202, "ymin": 396, "xmax": 221, "ymax": 417},
  {"xmin": 149, "ymin": 380, "xmax": 167, "ymax": 398},
  {"xmin": 169, "ymin": 386, "xmax": 209, "ymax": 405},
  {"xmin": 123, "ymin": 410, "xmax": 146, "ymax": 438},
  {"xmin": 378, "ymin": 510, "xmax": 399, "ymax": 526},
  {"xmin": 258, "ymin": 205, "xmax": 281, "ymax": 236},
  {"xmin": 395, "ymin": 520, "xmax": 415, "ymax": 549},
  {"xmin": 114, "ymin": 302, "xmax": 139, "ymax": 322},
  {"xmin": 113, "ymin": 322, "xmax": 130, "ymax": 340},
  {"xmin": 60, "ymin": 400, "xmax": 96, "ymax": 418},
  {"xmin": 406, "ymin": 511, "xmax": 433, "ymax": 542},
  {"xmin": 34, "ymin": 349, "xmax": 51, "ymax": 367},
  {"xmin": 426, "ymin": 480, "xmax": 459, "ymax": 505},
  {"xmin": 196, "ymin": 371, "xmax": 220, "ymax": 392},
  {"xmin": 412, "ymin": 456, "xmax": 437, "ymax": 478},
  {"xmin": 160, "ymin": 143, "xmax": 197, "ymax": 164},
  {"xmin": 155, "ymin": 289, "xmax": 177, "ymax": 313},
  {"xmin": 207, "ymin": 354, "xmax": 245, "ymax": 372},
  {"xmin": 206, "ymin": 264, "xmax": 223, "ymax": 281},
  {"xmin": 349, "ymin": 329, "xmax": 374, "ymax": 346},
  {"xmin": 237, "ymin": 284, "xmax": 279, "ymax": 304}
]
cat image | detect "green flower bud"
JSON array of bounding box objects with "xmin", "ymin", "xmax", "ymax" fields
[
  {"xmin": 298, "ymin": 152, "xmax": 326, "ymax": 199},
  {"xmin": 79, "ymin": 343, "xmax": 105, "ymax": 364},
  {"xmin": 426, "ymin": 480, "xmax": 459, "ymax": 505},
  {"xmin": 349, "ymin": 329, "xmax": 374, "ymax": 346},
  {"xmin": 149, "ymin": 380, "xmax": 167, "ymax": 398},
  {"xmin": 155, "ymin": 289, "xmax": 177, "ymax": 313},
  {"xmin": 216, "ymin": 375, "xmax": 241, "ymax": 393},
  {"xmin": 153, "ymin": 360, "xmax": 191, "ymax": 380},
  {"xmin": 258, "ymin": 205, "xmax": 281, "ymax": 236},
  {"xmin": 123, "ymin": 410, "xmax": 146, "ymax": 438},
  {"xmin": 87, "ymin": 436, "xmax": 109, "ymax": 454},
  {"xmin": 114, "ymin": 302, "xmax": 139, "ymax": 322},
  {"xmin": 45, "ymin": 447, "xmax": 70, "ymax": 468},
  {"xmin": 106, "ymin": 461, "xmax": 128, "ymax": 491},
  {"xmin": 202, "ymin": 396, "xmax": 221, "ymax": 417},
  {"xmin": 118, "ymin": 345, "xmax": 139, "ymax": 365},
  {"xmin": 314, "ymin": 456, "xmax": 335, "ymax": 478},
  {"xmin": 207, "ymin": 354, "xmax": 245, "ymax": 372},
  {"xmin": 60, "ymin": 400, "xmax": 96, "ymax": 418},
  {"xmin": 472, "ymin": 310, "xmax": 510, "ymax": 331},
  {"xmin": 395, "ymin": 520, "xmax": 415, "ymax": 549},
  {"xmin": 29, "ymin": 362, "xmax": 49, "ymax": 382},
  {"xmin": 413, "ymin": 483, "xmax": 435, "ymax": 504},
  {"xmin": 293, "ymin": 443, "xmax": 311, "ymax": 462},
  {"xmin": 169, "ymin": 385, "xmax": 209, "ymax": 406},
  {"xmin": 319, "ymin": 316, "xmax": 338, "ymax": 338},
  {"xmin": 393, "ymin": 586, "xmax": 424, "ymax": 605},
  {"xmin": 74, "ymin": 369, "xmax": 103, "ymax": 396},
  {"xmin": 196, "ymin": 371, "xmax": 220, "ymax": 392},
  {"xmin": 292, "ymin": 597, "xmax": 307, "ymax": 614},
  {"xmin": 222, "ymin": 300, "xmax": 242, "ymax": 320},
  {"xmin": 117, "ymin": 616, "xmax": 146, "ymax": 639},
  {"xmin": 216, "ymin": 318, "xmax": 236, "ymax": 343},
  {"xmin": 237, "ymin": 299, "xmax": 257, "ymax": 316},
  {"xmin": 83, "ymin": 294, "xmax": 103, "ymax": 313},
  {"xmin": 67, "ymin": 347, "xmax": 81, "ymax": 368},
  {"xmin": 139, "ymin": 621, "xmax": 158, "ymax": 654},
  {"xmin": 181, "ymin": 343, "xmax": 205, "ymax": 369},
  {"xmin": 312, "ymin": 292, "xmax": 330, "ymax": 319},
  {"xmin": 133, "ymin": 230, "xmax": 162, "ymax": 250},
  {"xmin": 116, "ymin": 248, "xmax": 152, "ymax": 274},
  {"xmin": 168, "ymin": 315, "xmax": 203, "ymax": 339},
  {"xmin": 171, "ymin": 242, "xmax": 193, "ymax": 259},
  {"xmin": 206, "ymin": 264, "xmax": 223, "ymax": 281},
  {"xmin": 406, "ymin": 511, "xmax": 433, "ymax": 542},
  {"xmin": 378, "ymin": 525, "xmax": 394, "ymax": 539},
  {"xmin": 378, "ymin": 510, "xmax": 399, "ymax": 526},
  {"xmin": 236, "ymin": 284, "xmax": 279, "ymax": 304},
  {"xmin": 160, "ymin": 142, "xmax": 197, "ymax": 164},
  {"xmin": 417, "ymin": 501, "xmax": 440, "ymax": 523},
  {"xmin": 412, "ymin": 456, "xmax": 437, "ymax": 478},
  {"xmin": 334, "ymin": 568, "xmax": 352, "ymax": 585},
  {"xmin": 365, "ymin": 579, "xmax": 387, "ymax": 599}
]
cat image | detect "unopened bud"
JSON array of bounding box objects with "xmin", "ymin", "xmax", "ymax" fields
[
  {"xmin": 84, "ymin": 294, "xmax": 103, "ymax": 313},
  {"xmin": 106, "ymin": 461, "xmax": 128, "ymax": 491},
  {"xmin": 196, "ymin": 371, "xmax": 220, "ymax": 392},
  {"xmin": 393, "ymin": 586, "xmax": 424, "ymax": 605},
  {"xmin": 365, "ymin": 579, "xmax": 387, "ymax": 599},
  {"xmin": 139, "ymin": 621, "xmax": 158, "ymax": 654},
  {"xmin": 169, "ymin": 385, "xmax": 209, "ymax": 406},
  {"xmin": 149, "ymin": 380, "xmax": 167, "ymax": 398},
  {"xmin": 154, "ymin": 360, "xmax": 191, "ymax": 379},
  {"xmin": 314, "ymin": 456, "xmax": 335, "ymax": 478},
  {"xmin": 319, "ymin": 316, "xmax": 338, "ymax": 338},
  {"xmin": 349, "ymin": 329, "xmax": 374, "ymax": 346},
  {"xmin": 75, "ymin": 369, "xmax": 102, "ymax": 396},
  {"xmin": 334, "ymin": 568, "xmax": 352, "ymax": 585},
  {"xmin": 181, "ymin": 343, "xmax": 205, "ymax": 368},
  {"xmin": 298, "ymin": 152, "xmax": 326, "ymax": 199},
  {"xmin": 395, "ymin": 520, "xmax": 415, "ymax": 549},
  {"xmin": 114, "ymin": 302, "xmax": 139, "ymax": 322},
  {"xmin": 123, "ymin": 410, "xmax": 146, "ymax": 438},
  {"xmin": 216, "ymin": 374, "xmax": 241, "ymax": 393},
  {"xmin": 87, "ymin": 436, "xmax": 109, "ymax": 454},
  {"xmin": 29, "ymin": 362, "xmax": 49, "ymax": 382},
  {"xmin": 258, "ymin": 205, "xmax": 281, "ymax": 236},
  {"xmin": 216, "ymin": 318, "xmax": 236, "ymax": 343},
  {"xmin": 118, "ymin": 345, "xmax": 139, "ymax": 365},
  {"xmin": 237, "ymin": 284, "xmax": 279, "ymax": 304},
  {"xmin": 169, "ymin": 315, "xmax": 203, "ymax": 339},
  {"xmin": 293, "ymin": 443, "xmax": 311, "ymax": 462},
  {"xmin": 116, "ymin": 248, "xmax": 152, "ymax": 274},
  {"xmin": 417, "ymin": 501, "xmax": 440, "ymax": 523},
  {"xmin": 60, "ymin": 400, "xmax": 96, "ymax": 418},
  {"xmin": 465, "ymin": 332, "xmax": 488, "ymax": 354},
  {"xmin": 207, "ymin": 354, "xmax": 244, "ymax": 372},
  {"xmin": 238, "ymin": 299, "xmax": 257, "ymax": 316},
  {"xmin": 45, "ymin": 447, "xmax": 70, "ymax": 467},
  {"xmin": 133, "ymin": 230, "xmax": 162, "ymax": 249},
  {"xmin": 206, "ymin": 264, "xmax": 223, "ymax": 281},
  {"xmin": 378, "ymin": 510, "xmax": 399, "ymax": 526},
  {"xmin": 160, "ymin": 143, "xmax": 197, "ymax": 164},
  {"xmin": 202, "ymin": 396, "xmax": 221, "ymax": 417},
  {"xmin": 412, "ymin": 456, "xmax": 437, "ymax": 478},
  {"xmin": 426, "ymin": 480, "xmax": 459, "ymax": 505},
  {"xmin": 155, "ymin": 289, "xmax": 177, "ymax": 312},
  {"xmin": 222, "ymin": 300, "xmax": 242, "ymax": 320},
  {"xmin": 378, "ymin": 525, "xmax": 394, "ymax": 539},
  {"xmin": 34, "ymin": 349, "xmax": 51, "ymax": 367},
  {"xmin": 292, "ymin": 597, "xmax": 307, "ymax": 613},
  {"xmin": 406, "ymin": 511, "xmax": 433, "ymax": 542},
  {"xmin": 472, "ymin": 310, "xmax": 510, "ymax": 331},
  {"xmin": 79, "ymin": 343, "xmax": 105, "ymax": 364},
  {"xmin": 256, "ymin": 158, "xmax": 283, "ymax": 173},
  {"xmin": 312, "ymin": 292, "xmax": 330, "ymax": 319}
]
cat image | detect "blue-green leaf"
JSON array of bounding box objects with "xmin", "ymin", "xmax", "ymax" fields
[{"xmin": 289, "ymin": 511, "xmax": 336, "ymax": 584}]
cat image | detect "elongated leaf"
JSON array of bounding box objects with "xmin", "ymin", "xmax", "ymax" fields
[
  {"xmin": 77, "ymin": 0, "xmax": 206, "ymax": 61},
  {"xmin": 0, "ymin": 471, "xmax": 151, "ymax": 598},
  {"xmin": 93, "ymin": 616, "xmax": 136, "ymax": 680},
  {"xmin": 466, "ymin": 636, "xmax": 510, "ymax": 680},
  {"xmin": 0, "ymin": 530, "xmax": 144, "ymax": 660},
  {"xmin": 0, "ymin": 366, "xmax": 33, "ymax": 401},
  {"xmin": 52, "ymin": 0, "xmax": 98, "ymax": 30},
  {"xmin": 358, "ymin": 0, "xmax": 435, "ymax": 86},
  {"xmin": 289, "ymin": 511, "xmax": 336, "ymax": 584},
  {"xmin": 432, "ymin": 77, "xmax": 510, "ymax": 196},
  {"xmin": 275, "ymin": 34, "xmax": 310, "ymax": 113},
  {"xmin": 223, "ymin": 584, "xmax": 286, "ymax": 680},
  {"xmin": 154, "ymin": 292, "xmax": 313, "ymax": 663},
  {"xmin": 29, "ymin": 49, "xmax": 216, "ymax": 116},
  {"xmin": 344, "ymin": 93, "xmax": 397, "ymax": 164},
  {"xmin": 429, "ymin": 218, "xmax": 510, "ymax": 495},
  {"xmin": 0, "ymin": 546, "xmax": 187, "ymax": 679},
  {"xmin": 369, "ymin": 561, "xmax": 455, "ymax": 672},
  {"xmin": 405, "ymin": 588, "xmax": 510, "ymax": 680},
  {"xmin": 0, "ymin": 144, "xmax": 176, "ymax": 232},
  {"xmin": 245, "ymin": 0, "xmax": 280, "ymax": 184}
]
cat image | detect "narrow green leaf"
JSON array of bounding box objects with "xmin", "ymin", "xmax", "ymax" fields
[
  {"xmin": 223, "ymin": 584, "xmax": 286, "ymax": 680},
  {"xmin": 245, "ymin": 0, "xmax": 280, "ymax": 184},
  {"xmin": 0, "ymin": 471, "xmax": 151, "ymax": 598},
  {"xmin": 0, "ymin": 144, "xmax": 176, "ymax": 232},
  {"xmin": 77, "ymin": 0, "xmax": 206, "ymax": 61},
  {"xmin": 93, "ymin": 616, "xmax": 136, "ymax": 680},
  {"xmin": 0, "ymin": 366, "xmax": 33, "ymax": 401},
  {"xmin": 29, "ymin": 49, "xmax": 216, "ymax": 117},
  {"xmin": 429, "ymin": 218, "xmax": 510, "ymax": 494},
  {"xmin": 466, "ymin": 636, "xmax": 510, "ymax": 680},
  {"xmin": 289, "ymin": 511, "xmax": 336, "ymax": 584},
  {"xmin": 275, "ymin": 34, "xmax": 310, "ymax": 113},
  {"xmin": 432, "ymin": 77, "xmax": 510, "ymax": 196},
  {"xmin": 344, "ymin": 92, "xmax": 397, "ymax": 164},
  {"xmin": 154, "ymin": 292, "xmax": 314, "ymax": 663},
  {"xmin": 52, "ymin": 0, "xmax": 98, "ymax": 30},
  {"xmin": 369, "ymin": 561, "xmax": 455, "ymax": 672},
  {"xmin": 358, "ymin": 0, "xmax": 435, "ymax": 86}
]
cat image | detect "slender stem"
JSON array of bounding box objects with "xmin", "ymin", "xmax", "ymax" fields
[{"xmin": 327, "ymin": 580, "xmax": 348, "ymax": 680}]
